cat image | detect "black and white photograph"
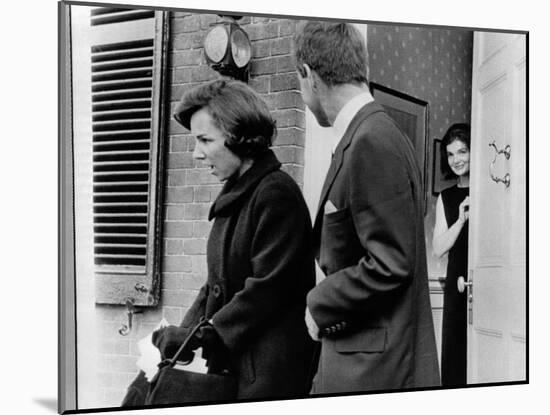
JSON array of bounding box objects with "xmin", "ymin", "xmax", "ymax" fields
[
  {"xmin": 56, "ymin": 0, "xmax": 531, "ymax": 412},
  {"xmin": 5, "ymin": 0, "xmax": 543, "ymax": 414}
]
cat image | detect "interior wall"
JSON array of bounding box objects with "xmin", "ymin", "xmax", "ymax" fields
[{"xmin": 367, "ymin": 24, "xmax": 473, "ymax": 279}]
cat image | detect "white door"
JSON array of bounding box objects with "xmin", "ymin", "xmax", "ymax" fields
[{"xmin": 467, "ymin": 32, "xmax": 526, "ymax": 383}]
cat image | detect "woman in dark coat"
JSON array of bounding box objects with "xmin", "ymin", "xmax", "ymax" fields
[
  {"xmin": 153, "ymin": 79, "xmax": 316, "ymax": 400},
  {"xmin": 432, "ymin": 123, "xmax": 471, "ymax": 386}
]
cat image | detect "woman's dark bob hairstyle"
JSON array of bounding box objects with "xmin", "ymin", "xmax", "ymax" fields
[
  {"xmin": 174, "ymin": 79, "xmax": 277, "ymax": 159},
  {"xmin": 440, "ymin": 122, "xmax": 471, "ymax": 180}
]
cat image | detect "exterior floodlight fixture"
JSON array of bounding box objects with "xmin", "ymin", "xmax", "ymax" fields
[{"xmin": 203, "ymin": 15, "xmax": 252, "ymax": 82}]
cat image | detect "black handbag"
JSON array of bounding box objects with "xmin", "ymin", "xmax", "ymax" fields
[{"xmin": 144, "ymin": 320, "xmax": 238, "ymax": 405}]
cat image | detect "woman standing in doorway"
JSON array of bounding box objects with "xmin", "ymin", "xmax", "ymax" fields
[{"xmin": 433, "ymin": 123, "xmax": 471, "ymax": 386}]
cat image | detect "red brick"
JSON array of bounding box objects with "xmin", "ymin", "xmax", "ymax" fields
[
  {"xmin": 103, "ymin": 389, "xmax": 126, "ymax": 407},
  {"xmin": 163, "ymin": 222, "xmax": 193, "ymax": 238},
  {"xmin": 183, "ymin": 273, "xmax": 206, "ymax": 290},
  {"xmin": 165, "ymin": 239, "xmax": 184, "ymax": 255},
  {"xmin": 271, "ymin": 73, "xmax": 299, "ymax": 92},
  {"xmin": 162, "ymin": 273, "xmax": 185, "ymax": 290},
  {"xmin": 281, "ymin": 164, "xmax": 304, "ymax": 185},
  {"xmin": 249, "ymin": 76, "xmax": 270, "ymax": 94},
  {"xmin": 162, "ymin": 255, "xmax": 193, "ymax": 272},
  {"xmin": 184, "ymin": 203, "xmax": 211, "ymax": 220},
  {"xmin": 165, "ymin": 272, "xmax": 206, "ymax": 290},
  {"xmin": 271, "ymin": 38, "xmax": 292, "ymax": 56},
  {"xmin": 279, "ymin": 19, "xmax": 297, "ymax": 37},
  {"xmin": 191, "ymin": 65, "xmax": 217, "ymax": 82},
  {"xmin": 161, "ymin": 289, "xmax": 198, "ymax": 307},
  {"xmin": 274, "ymin": 128, "xmax": 305, "ymax": 146},
  {"xmin": 176, "ymin": 32, "xmax": 204, "ymax": 50},
  {"xmin": 192, "ymin": 255, "xmax": 208, "ymax": 274},
  {"xmin": 171, "ymin": 15, "xmax": 201, "ymax": 34},
  {"xmin": 252, "ymin": 16, "xmax": 270, "ymax": 23},
  {"xmin": 200, "ymin": 14, "xmax": 218, "ymax": 30},
  {"xmin": 187, "ymin": 136, "xmax": 196, "ymax": 151},
  {"xmin": 168, "ymin": 118, "xmax": 187, "ymax": 135},
  {"xmin": 170, "ymin": 136, "xmax": 188, "ymax": 153},
  {"xmin": 173, "ymin": 67, "xmax": 192, "ymax": 83},
  {"xmin": 172, "ymin": 12, "xmax": 192, "ymax": 19},
  {"xmin": 100, "ymin": 339, "xmax": 130, "ymax": 355},
  {"xmin": 250, "ymin": 58, "xmax": 277, "ymax": 76},
  {"xmin": 210, "ymin": 185, "xmax": 222, "ymax": 199},
  {"xmin": 165, "ymin": 205, "xmax": 185, "ymax": 220},
  {"xmin": 193, "ymin": 221, "xmax": 212, "ymax": 237},
  {"xmin": 167, "ymin": 170, "xmax": 186, "ymax": 186},
  {"xmin": 139, "ymin": 307, "xmax": 163, "ymax": 323},
  {"xmin": 172, "ymin": 34, "xmax": 193, "ymax": 51},
  {"xmin": 252, "ymin": 39, "xmax": 271, "ymax": 58},
  {"xmin": 111, "ymin": 373, "xmax": 134, "ymax": 389},
  {"xmin": 187, "ymin": 169, "xmax": 219, "ymax": 185},
  {"xmin": 171, "ymin": 49, "xmax": 203, "ymax": 67},
  {"xmin": 168, "ymin": 152, "xmax": 194, "ymax": 169},
  {"xmin": 96, "ymin": 305, "xmax": 123, "ymax": 322},
  {"xmin": 273, "ymin": 109, "xmax": 303, "ymax": 128},
  {"xmin": 273, "ymin": 146, "xmax": 304, "ymax": 164},
  {"xmin": 276, "ymin": 55, "xmax": 297, "ymax": 73},
  {"xmin": 194, "ymin": 186, "xmax": 211, "ymax": 202},
  {"xmin": 247, "ymin": 22, "xmax": 279, "ymax": 41},
  {"xmin": 266, "ymin": 91, "xmax": 303, "ymax": 110},
  {"xmin": 166, "ymin": 187, "xmax": 194, "ymax": 203},
  {"xmin": 98, "ymin": 355, "xmax": 137, "ymax": 373},
  {"xmin": 172, "ymin": 83, "xmax": 204, "ymax": 102},
  {"xmin": 184, "ymin": 238, "xmax": 207, "ymax": 255},
  {"xmin": 129, "ymin": 341, "xmax": 141, "ymax": 357}
]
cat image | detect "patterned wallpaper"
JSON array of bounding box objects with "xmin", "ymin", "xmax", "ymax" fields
[{"xmin": 367, "ymin": 24, "xmax": 473, "ymax": 278}]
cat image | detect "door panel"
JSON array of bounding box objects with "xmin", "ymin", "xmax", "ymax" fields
[{"xmin": 468, "ymin": 32, "xmax": 526, "ymax": 384}]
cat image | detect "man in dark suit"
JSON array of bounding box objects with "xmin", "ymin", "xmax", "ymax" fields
[{"xmin": 294, "ymin": 21, "xmax": 440, "ymax": 393}]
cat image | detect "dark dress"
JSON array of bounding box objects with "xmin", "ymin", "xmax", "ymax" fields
[{"xmin": 440, "ymin": 184, "xmax": 469, "ymax": 386}]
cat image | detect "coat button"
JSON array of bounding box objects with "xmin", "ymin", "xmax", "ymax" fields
[{"xmin": 212, "ymin": 284, "xmax": 222, "ymax": 298}]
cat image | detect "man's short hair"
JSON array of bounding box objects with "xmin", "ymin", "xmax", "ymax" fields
[
  {"xmin": 173, "ymin": 79, "xmax": 276, "ymax": 159},
  {"xmin": 294, "ymin": 21, "xmax": 368, "ymax": 87}
]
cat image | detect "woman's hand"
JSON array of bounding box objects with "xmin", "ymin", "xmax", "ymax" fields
[
  {"xmin": 152, "ymin": 323, "xmax": 221, "ymax": 361},
  {"xmin": 458, "ymin": 196, "xmax": 470, "ymax": 225},
  {"xmin": 152, "ymin": 326, "xmax": 193, "ymax": 361},
  {"xmin": 433, "ymin": 194, "xmax": 470, "ymax": 258}
]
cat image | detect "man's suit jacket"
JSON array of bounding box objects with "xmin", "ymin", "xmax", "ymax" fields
[{"xmin": 308, "ymin": 102, "xmax": 440, "ymax": 393}]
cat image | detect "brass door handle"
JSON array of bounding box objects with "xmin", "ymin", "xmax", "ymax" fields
[
  {"xmin": 457, "ymin": 276, "xmax": 472, "ymax": 293},
  {"xmin": 489, "ymin": 141, "xmax": 511, "ymax": 188}
]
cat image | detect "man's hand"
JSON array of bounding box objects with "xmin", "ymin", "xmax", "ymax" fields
[{"xmin": 305, "ymin": 307, "xmax": 320, "ymax": 341}]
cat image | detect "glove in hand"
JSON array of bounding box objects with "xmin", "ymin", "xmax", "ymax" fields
[{"xmin": 152, "ymin": 323, "xmax": 220, "ymax": 362}]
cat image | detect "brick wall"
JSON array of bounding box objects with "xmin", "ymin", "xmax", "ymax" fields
[{"xmin": 94, "ymin": 12, "xmax": 305, "ymax": 407}]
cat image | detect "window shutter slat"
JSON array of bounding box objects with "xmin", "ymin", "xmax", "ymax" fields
[
  {"xmin": 91, "ymin": 8, "xmax": 167, "ymax": 306},
  {"xmin": 91, "ymin": 10, "xmax": 155, "ymax": 26}
]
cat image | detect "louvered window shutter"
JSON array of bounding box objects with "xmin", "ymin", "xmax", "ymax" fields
[{"xmin": 90, "ymin": 7, "xmax": 168, "ymax": 306}]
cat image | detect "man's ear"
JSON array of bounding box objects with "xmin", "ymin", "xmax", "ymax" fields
[
  {"xmin": 297, "ymin": 63, "xmax": 307, "ymax": 79},
  {"xmin": 298, "ymin": 63, "xmax": 313, "ymax": 80}
]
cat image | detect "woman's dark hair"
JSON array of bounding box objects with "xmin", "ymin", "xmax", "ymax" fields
[
  {"xmin": 173, "ymin": 79, "xmax": 277, "ymax": 159},
  {"xmin": 294, "ymin": 21, "xmax": 368, "ymax": 87},
  {"xmin": 440, "ymin": 123, "xmax": 471, "ymax": 179}
]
